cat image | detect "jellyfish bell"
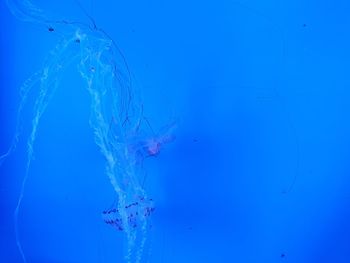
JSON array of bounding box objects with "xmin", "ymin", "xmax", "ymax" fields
[
  {"xmin": 128, "ymin": 134, "xmax": 174, "ymax": 165},
  {"xmin": 127, "ymin": 120, "xmax": 177, "ymax": 164},
  {"xmin": 145, "ymin": 139, "xmax": 161, "ymax": 156},
  {"xmin": 144, "ymin": 133, "xmax": 176, "ymax": 156},
  {"xmin": 137, "ymin": 137, "xmax": 162, "ymax": 158}
]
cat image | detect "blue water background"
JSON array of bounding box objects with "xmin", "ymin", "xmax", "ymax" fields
[{"xmin": 1, "ymin": 0, "xmax": 350, "ymax": 262}]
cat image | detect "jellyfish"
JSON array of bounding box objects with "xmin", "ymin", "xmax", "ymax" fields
[
  {"xmin": 1, "ymin": 1, "xmax": 175, "ymax": 262},
  {"xmin": 127, "ymin": 119, "xmax": 177, "ymax": 164}
]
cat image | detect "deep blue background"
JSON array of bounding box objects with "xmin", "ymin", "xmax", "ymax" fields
[{"xmin": 2, "ymin": 0, "xmax": 350, "ymax": 262}]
